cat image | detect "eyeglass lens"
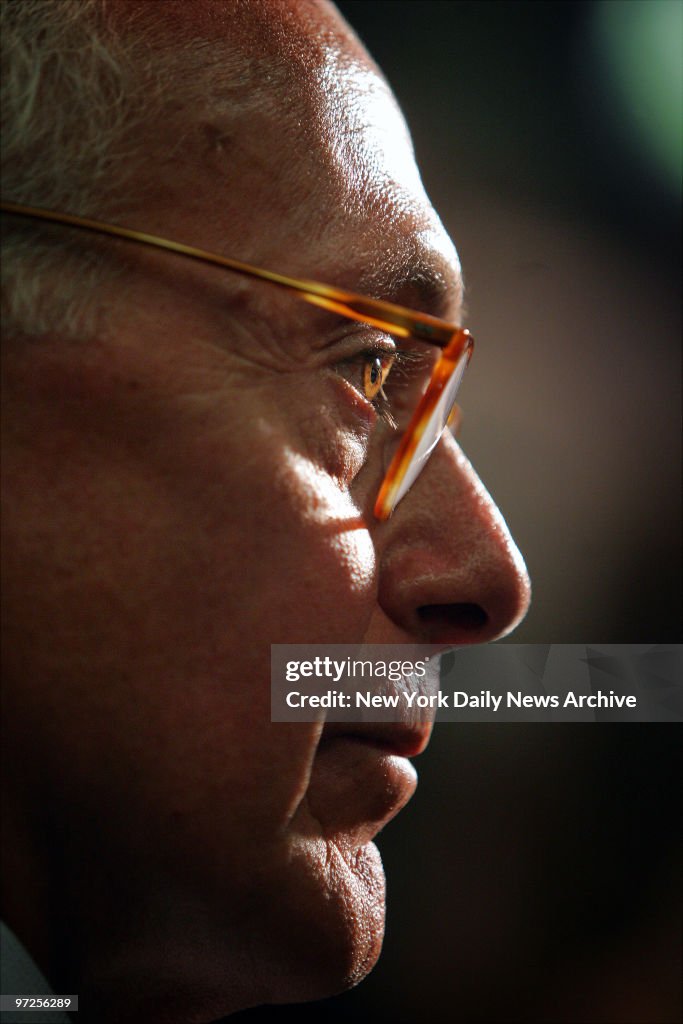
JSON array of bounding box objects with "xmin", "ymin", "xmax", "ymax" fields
[{"xmin": 388, "ymin": 346, "xmax": 470, "ymax": 511}]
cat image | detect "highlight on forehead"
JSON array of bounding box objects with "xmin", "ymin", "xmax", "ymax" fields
[
  {"xmin": 106, "ymin": 0, "xmax": 387, "ymax": 174},
  {"xmin": 109, "ymin": 0, "xmax": 376, "ymax": 91}
]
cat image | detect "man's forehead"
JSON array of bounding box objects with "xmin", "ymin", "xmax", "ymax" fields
[
  {"xmin": 114, "ymin": 0, "xmax": 401, "ymax": 194},
  {"xmin": 112, "ymin": 0, "xmax": 369, "ymax": 70},
  {"xmin": 114, "ymin": 0, "xmax": 463, "ymax": 318}
]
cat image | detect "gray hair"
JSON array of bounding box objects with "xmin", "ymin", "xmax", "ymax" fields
[
  {"xmin": 3, "ymin": 0, "xmax": 136, "ymax": 335},
  {"xmin": 1, "ymin": 0, "xmax": 252, "ymax": 338}
]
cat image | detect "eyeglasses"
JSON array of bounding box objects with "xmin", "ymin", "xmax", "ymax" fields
[{"xmin": 1, "ymin": 200, "xmax": 473, "ymax": 520}]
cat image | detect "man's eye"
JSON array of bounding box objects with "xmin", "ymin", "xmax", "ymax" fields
[
  {"xmin": 363, "ymin": 353, "xmax": 395, "ymax": 401},
  {"xmin": 335, "ymin": 346, "xmax": 431, "ymax": 430}
]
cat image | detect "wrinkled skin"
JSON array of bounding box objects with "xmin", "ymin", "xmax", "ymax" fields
[{"xmin": 0, "ymin": 2, "xmax": 530, "ymax": 1021}]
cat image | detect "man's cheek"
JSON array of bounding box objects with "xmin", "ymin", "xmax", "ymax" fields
[
  {"xmin": 287, "ymin": 376, "xmax": 377, "ymax": 485},
  {"xmin": 278, "ymin": 445, "xmax": 377, "ymax": 598},
  {"xmin": 327, "ymin": 525, "xmax": 376, "ymax": 598}
]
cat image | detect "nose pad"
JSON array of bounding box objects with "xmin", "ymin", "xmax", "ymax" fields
[{"xmin": 375, "ymin": 433, "xmax": 531, "ymax": 645}]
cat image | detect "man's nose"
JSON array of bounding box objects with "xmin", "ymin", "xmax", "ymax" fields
[{"xmin": 375, "ymin": 433, "xmax": 531, "ymax": 645}]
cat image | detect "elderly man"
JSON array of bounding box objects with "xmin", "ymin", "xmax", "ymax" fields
[{"xmin": 1, "ymin": 1, "xmax": 529, "ymax": 1021}]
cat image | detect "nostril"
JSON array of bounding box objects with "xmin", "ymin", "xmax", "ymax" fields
[{"xmin": 416, "ymin": 602, "xmax": 488, "ymax": 635}]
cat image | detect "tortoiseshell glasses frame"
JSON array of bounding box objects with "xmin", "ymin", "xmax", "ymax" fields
[{"xmin": 1, "ymin": 200, "xmax": 473, "ymax": 520}]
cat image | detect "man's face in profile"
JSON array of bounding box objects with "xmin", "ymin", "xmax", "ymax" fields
[{"xmin": 1, "ymin": 1, "xmax": 529, "ymax": 1019}]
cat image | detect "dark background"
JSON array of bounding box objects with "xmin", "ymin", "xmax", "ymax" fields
[{"xmin": 229, "ymin": 3, "xmax": 682, "ymax": 1021}]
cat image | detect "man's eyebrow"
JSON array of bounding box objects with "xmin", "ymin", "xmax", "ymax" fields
[{"xmin": 354, "ymin": 254, "xmax": 464, "ymax": 325}]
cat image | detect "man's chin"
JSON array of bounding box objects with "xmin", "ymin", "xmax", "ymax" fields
[{"xmin": 259, "ymin": 836, "xmax": 387, "ymax": 1005}]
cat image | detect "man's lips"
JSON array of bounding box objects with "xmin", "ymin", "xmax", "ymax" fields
[
  {"xmin": 321, "ymin": 717, "xmax": 434, "ymax": 759},
  {"xmin": 306, "ymin": 724, "xmax": 431, "ymax": 844}
]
